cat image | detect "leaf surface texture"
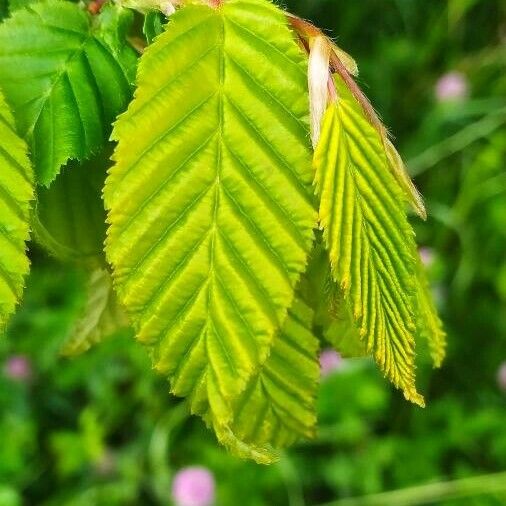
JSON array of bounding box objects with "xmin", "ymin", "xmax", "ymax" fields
[
  {"xmin": 0, "ymin": 91, "xmax": 33, "ymax": 329},
  {"xmin": 105, "ymin": 0, "xmax": 316, "ymax": 421},
  {"xmin": 314, "ymin": 75, "xmax": 423, "ymax": 405}
]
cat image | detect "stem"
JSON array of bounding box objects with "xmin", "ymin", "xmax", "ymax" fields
[{"xmin": 315, "ymin": 471, "xmax": 506, "ymax": 506}]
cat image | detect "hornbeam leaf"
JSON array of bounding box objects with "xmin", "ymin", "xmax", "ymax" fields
[
  {"xmin": 32, "ymin": 154, "xmax": 108, "ymax": 265},
  {"xmin": 193, "ymin": 296, "xmax": 318, "ymax": 463},
  {"xmin": 303, "ymin": 242, "xmax": 366, "ymax": 358},
  {"xmin": 209, "ymin": 297, "xmax": 319, "ymax": 464},
  {"xmin": 0, "ymin": 90, "xmax": 33, "ymax": 330},
  {"xmin": 414, "ymin": 256, "xmax": 446, "ymax": 367},
  {"xmin": 385, "ymin": 139, "xmax": 426, "ymax": 220},
  {"xmin": 314, "ymin": 75, "xmax": 424, "ymax": 406},
  {"xmin": 61, "ymin": 268, "xmax": 128, "ymax": 357},
  {"xmin": 105, "ymin": 0, "xmax": 316, "ymax": 422},
  {"xmin": 0, "ymin": 0, "xmax": 135, "ymax": 185}
]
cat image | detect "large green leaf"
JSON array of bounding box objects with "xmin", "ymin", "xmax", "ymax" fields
[
  {"xmin": 32, "ymin": 154, "xmax": 108, "ymax": 264},
  {"xmin": 0, "ymin": 0, "xmax": 135, "ymax": 184},
  {"xmin": 0, "ymin": 90, "xmax": 33, "ymax": 330},
  {"xmin": 105, "ymin": 0, "xmax": 316, "ymax": 423},
  {"xmin": 314, "ymin": 75, "xmax": 424, "ymax": 406}
]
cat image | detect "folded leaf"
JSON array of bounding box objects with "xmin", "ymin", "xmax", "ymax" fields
[
  {"xmin": 0, "ymin": 0, "xmax": 135, "ymax": 184},
  {"xmin": 61, "ymin": 268, "xmax": 128, "ymax": 356},
  {"xmin": 0, "ymin": 90, "xmax": 33, "ymax": 330},
  {"xmin": 105, "ymin": 0, "xmax": 316, "ymax": 423},
  {"xmin": 303, "ymin": 242, "xmax": 366, "ymax": 357},
  {"xmin": 314, "ymin": 75, "xmax": 423, "ymax": 406}
]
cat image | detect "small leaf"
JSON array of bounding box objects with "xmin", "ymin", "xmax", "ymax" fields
[
  {"xmin": 0, "ymin": 89, "xmax": 33, "ymax": 330},
  {"xmin": 0, "ymin": 0, "xmax": 135, "ymax": 184},
  {"xmin": 303, "ymin": 242, "xmax": 366, "ymax": 358},
  {"xmin": 143, "ymin": 10, "xmax": 164, "ymax": 44},
  {"xmin": 314, "ymin": 74, "xmax": 424, "ymax": 406},
  {"xmin": 61, "ymin": 268, "xmax": 128, "ymax": 356},
  {"xmin": 413, "ymin": 256, "xmax": 446, "ymax": 367}
]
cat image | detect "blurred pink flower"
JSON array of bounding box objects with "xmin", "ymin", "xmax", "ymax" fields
[
  {"xmin": 419, "ymin": 247, "xmax": 435, "ymax": 268},
  {"xmin": 3, "ymin": 355, "xmax": 32, "ymax": 382},
  {"xmin": 435, "ymin": 72, "xmax": 469, "ymax": 102},
  {"xmin": 497, "ymin": 362, "xmax": 506, "ymax": 392},
  {"xmin": 172, "ymin": 466, "xmax": 215, "ymax": 506},
  {"xmin": 319, "ymin": 349, "xmax": 342, "ymax": 378}
]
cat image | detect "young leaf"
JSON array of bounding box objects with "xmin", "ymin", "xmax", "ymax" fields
[
  {"xmin": 32, "ymin": 155, "xmax": 108, "ymax": 265},
  {"xmin": 385, "ymin": 139, "xmax": 426, "ymax": 220},
  {"xmin": 314, "ymin": 74, "xmax": 424, "ymax": 406},
  {"xmin": 105, "ymin": 0, "xmax": 316, "ymax": 423},
  {"xmin": 414, "ymin": 256, "xmax": 446, "ymax": 367},
  {"xmin": 0, "ymin": 0, "xmax": 135, "ymax": 185},
  {"xmin": 143, "ymin": 10, "xmax": 165, "ymax": 44},
  {"xmin": 303, "ymin": 242, "xmax": 366, "ymax": 358},
  {"xmin": 0, "ymin": 90, "xmax": 33, "ymax": 330},
  {"xmin": 61, "ymin": 268, "xmax": 128, "ymax": 356}
]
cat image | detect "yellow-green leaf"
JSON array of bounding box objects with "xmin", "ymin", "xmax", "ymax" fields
[
  {"xmin": 205, "ymin": 296, "xmax": 319, "ymax": 464},
  {"xmin": 61, "ymin": 268, "xmax": 128, "ymax": 357},
  {"xmin": 314, "ymin": 75, "xmax": 424, "ymax": 406},
  {"xmin": 105, "ymin": 0, "xmax": 316, "ymax": 424},
  {"xmin": 0, "ymin": 89, "xmax": 33, "ymax": 330},
  {"xmin": 414, "ymin": 256, "xmax": 446, "ymax": 367}
]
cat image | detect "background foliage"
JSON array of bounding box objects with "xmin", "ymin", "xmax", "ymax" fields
[{"xmin": 1, "ymin": 0, "xmax": 505, "ymax": 504}]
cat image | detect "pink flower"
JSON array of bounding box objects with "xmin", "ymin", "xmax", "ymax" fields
[
  {"xmin": 319, "ymin": 349, "xmax": 342, "ymax": 378},
  {"xmin": 497, "ymin": 362, "xmax": 506, "ymax": 392},
  {"xmin": 419, "ymin": 247, "xmax": 435, "ymax": 268},
  {"xmin": 172, "ymin": 466, "xmax": 215, "ymax": 506},
  {"xmin": 435, "ymin": 72, "xmax": 469, "ymax": 102},
  {"xmin": 3, "ymin": 355, "xmax": 32, "ymax": 382}
]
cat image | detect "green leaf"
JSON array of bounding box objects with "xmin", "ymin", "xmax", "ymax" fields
[
  {"xmin": 96, "ymin": 2, "xmax": 138, "ymax": 82},
  {"xmin": 209, "ymin": 296, "xmax": 319, "ymax": 464},
  {"xmin": 7, "ymin": 0, "xmax": 38, "ymax": 14},
  {"xmin": 61, "ymin": 268, "xmax": 128, "ymax": 357},
  {"xmin": 0, "ymin": 90, "xmax": 33, "ymax": 330},
  {"xmin": 0, "ymin": 0, "xmax": 134, "ymax": 185},
  {"xmin": 414, "ymin": 256, "xmax": 446, "ymax": 367},
  {"xmin": 302, "ymin": 241, "xmax": 366, "ymax": 358},
  {"xmin": 179, "ymin": 297, "xmax": 318, "ymax": 463},
  {"xmin": 32, "ymin": 154, "xmax": 108, "ymax": 264},
  {"xmin": 105, "ymin": 0, "xmax": 316, "ymax": 424},
  {"xmin": 0, "ymin": 0, "xmax": 7, "ymax": 20},
  {"xmin": 314, "ymin": 74, "xmax": 424, "ymax": 406},
  {"xmin": 385, "ymin": 139, "xmax": 426, "ymax": 220},
  {"xmin": 143, "ymin": 10, "xmax": 164, "ymax": 45}
]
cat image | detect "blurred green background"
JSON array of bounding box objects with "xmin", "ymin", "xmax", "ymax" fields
[{"xmin": 1, "ymin": 0, "xmax": 505, "ymax": 504}]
